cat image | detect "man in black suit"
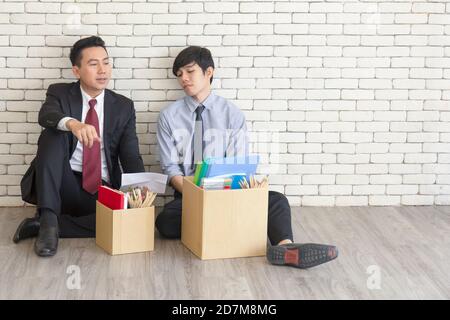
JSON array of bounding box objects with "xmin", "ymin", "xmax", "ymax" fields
[{"xmin": 13, "ymin": 36, "xmax": 144, "ymax": 257}]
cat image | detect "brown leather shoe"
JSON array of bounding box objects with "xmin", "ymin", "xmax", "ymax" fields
[{"xmin": 267, "ymin": 243, "xmax": 338, "ymax": 269}]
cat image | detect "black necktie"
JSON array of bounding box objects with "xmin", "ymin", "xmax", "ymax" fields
[{"xmin": 192, "ymin": 105, "xmax": 205, "ymax": 170}]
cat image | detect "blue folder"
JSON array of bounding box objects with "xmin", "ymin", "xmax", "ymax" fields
[{"xmin": 204, "ymin": 154, "xmax": 259, "ymax": 180}]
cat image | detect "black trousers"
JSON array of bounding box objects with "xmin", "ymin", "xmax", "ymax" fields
[
  {"xmin": 32, "ymin": 128, "xmax": 106, "ymax": 238},
  {"xmin": 155, "ymin": 190, "xmax": 294, "ymax": 245}
]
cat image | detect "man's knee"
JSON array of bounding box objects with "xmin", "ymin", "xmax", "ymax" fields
[
  {"xmin": 37, "ymin": 128, "xmax": 69, "ymax": 152},
  {"xmin": 39, "ymin": 128, "xmax": 67, "ymax": 142},
  {"xmin": 269, "ymin": 191, "xmax": 289, "ymax": 206},
  {"xmin": 36, "ymin": 129, "xmax": 70, "ymax": 161},
  {"xmin": 155, "ymin": 212, "xmax": 181, "ymax": 239}
]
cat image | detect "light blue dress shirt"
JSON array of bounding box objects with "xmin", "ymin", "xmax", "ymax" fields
[{"xmin": 157, "ymin": 92, "xmax": 248, "ymax": 180}]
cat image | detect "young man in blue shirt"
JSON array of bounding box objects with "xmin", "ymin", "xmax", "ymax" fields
[{"xmin": 156, "ymin": 46, "xmax": 338, "ymax": 268}]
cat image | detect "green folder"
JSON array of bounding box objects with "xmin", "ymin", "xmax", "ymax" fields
[
  {"xmin": 196, "ymin": 158, "xmax": 211, "ymax": 186},
  {"xmin": 193, "ymin": 161, "xmax": 203, "ymax": 185}
]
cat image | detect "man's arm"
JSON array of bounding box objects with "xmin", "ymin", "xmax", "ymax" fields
[
  {"xmin": 39, "ymin": 84, "xmax": 100, "ymax": 148},
  {"xmin": 226, "ymin": 109, "xmax": 249, "ymax": 157},
  {"xmin": 118, "ymin": 102, "xmax": 145, "ymax": 173},
  {"xmin": 38, "ymin": 84, "xmax": 68, "ymax": 129},
  {"xmin": 169, "ymin": 175, "xmax": 184, "ymax": 194},
  {"xmin": 157, "ymin": 112, "xmax": 185, "ymax": 193}
]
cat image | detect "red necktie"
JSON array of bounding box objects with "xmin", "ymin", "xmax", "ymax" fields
[{"xmin": 82, "ymin": 98, "xmax": 101, "ymax": 194}]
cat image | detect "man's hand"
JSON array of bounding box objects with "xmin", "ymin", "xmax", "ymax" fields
[{"xmin": 66, "ymin": 119, "xmax": 101, "ymax": 148}]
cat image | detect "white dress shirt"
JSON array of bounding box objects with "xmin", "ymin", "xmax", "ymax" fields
[{"xmin": 57, "ymin": 87, "xmax": 110, "ymax": 182}]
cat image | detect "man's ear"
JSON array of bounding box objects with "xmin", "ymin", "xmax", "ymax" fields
[
  {"xmin": 206, "ymin": 66, "xmax": 214, "ymax": 80},
  {"xmin": 72, "ymin": 65, "xmax": 81, "ymax": 79}
]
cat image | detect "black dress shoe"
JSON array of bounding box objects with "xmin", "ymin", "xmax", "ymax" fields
[
  {"xmin": 267, "ymin": 243, "xmax": 338, "ymax": 269},
  {"xmin": 34, "ymin": 225, "xmax": 59, "ymax": 257},
  {"xmin": 13, "ymin": 217, "xmax": 40, "ymax": 243}
]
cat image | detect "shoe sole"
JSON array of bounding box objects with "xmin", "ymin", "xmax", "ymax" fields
[
  {"xmin": 36, "ymin": 250, "xmax": 57, "ymax": 257},
  {"xmin": 12, "ymin": 219, "xmax": 27, "ymax": 243},
  {"xmin": 267, "ymin": 243, "xmax": 338, "ymax": 269}
]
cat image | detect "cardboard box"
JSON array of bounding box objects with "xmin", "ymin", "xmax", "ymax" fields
[
  {"xmin": 95, "ymin": 201, "xmax": 154, "ymax": 255},
  {"xmin": 181, "ymin": 176, "xmax": 268, "ymax": 260}
]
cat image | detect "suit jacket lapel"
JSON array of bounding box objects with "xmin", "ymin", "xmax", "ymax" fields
[
  {"xmin": 103, "ymin": 90, "xmax": 115, "ymax": 171},
  {"xmin": 69, "ymin": 82, "xmax": 83, "ymax": 154}
]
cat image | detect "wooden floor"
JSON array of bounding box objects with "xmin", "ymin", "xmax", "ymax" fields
[{"xmin": 0, "ymin": 206, "xmax": 449, "ymax": 300}]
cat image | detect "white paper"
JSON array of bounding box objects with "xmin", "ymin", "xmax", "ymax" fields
[{"xmin": 121, "ymin": 172, "xmax": 168, "ymax": 194}]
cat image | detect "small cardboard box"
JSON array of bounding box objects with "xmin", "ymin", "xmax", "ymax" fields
[
  {"xmin": 181, "ymin": 176, "xmax": 268, "ymax": 260},
  {"xmin": 95, "ymin": 201, "xmax": 154, "ymax": 255}
]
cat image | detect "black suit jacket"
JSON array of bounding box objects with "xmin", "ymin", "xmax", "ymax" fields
[{"xmin": 21, "ymin": 81, "xmax": 145, "ymax": 203}]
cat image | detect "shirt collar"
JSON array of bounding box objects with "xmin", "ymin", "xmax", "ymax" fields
[
  {"xmin": 80, "ymin": 85, "xmax": 105, "ymax": 106},
  {"xmin": 184, "ymin": 92, "xmax": 215, "ymax": 113}
]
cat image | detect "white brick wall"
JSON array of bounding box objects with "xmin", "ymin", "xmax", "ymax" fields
[{"xmin": 1, "ymin": 0, "xmax": 450, "ymax": 207}]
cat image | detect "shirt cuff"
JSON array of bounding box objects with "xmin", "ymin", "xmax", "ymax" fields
[
  {"xmin": 57, "ymin": 117, "xmax": 75, "ymax": 131},
  {"xmin": 163, "ymin": 166, "xmax": 184, "ymax": 182}
]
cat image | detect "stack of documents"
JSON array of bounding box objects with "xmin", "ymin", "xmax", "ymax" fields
[
  {"xmin": 121, "ymin": 172, "xmax": 168, "ymax": 194},
  {"xmin": 193, "ymin": 154, "xmax": 260, "ymax": 188},
  {"xmin": 202, "ymin": 177, "xmax": 232, "ymax": 190}
]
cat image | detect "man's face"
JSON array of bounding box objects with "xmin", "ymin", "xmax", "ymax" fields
[
  {"xmin": 176, "ymin": 62, "xmax": 213, "ymax": 98},
  {"xmin": 72, "ymin": 46, "xmax": 111, "ymax": 94}
]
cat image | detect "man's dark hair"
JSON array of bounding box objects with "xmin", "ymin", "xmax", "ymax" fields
[
  {"xmin": 70, "ymin": 36, "xmax": 107, "ymax": 67},
  {"xmin": 172, "ymin": 46, "xmax": 215, "ymax": 84}
]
